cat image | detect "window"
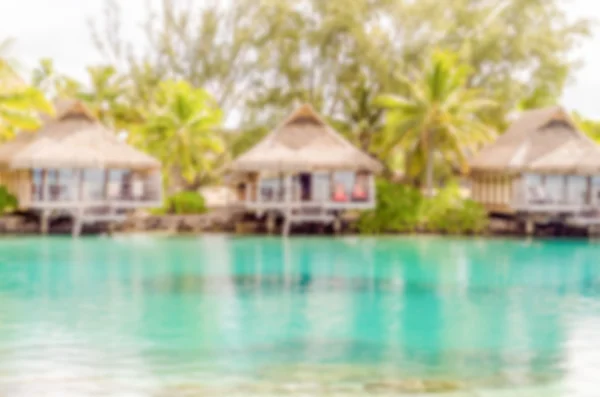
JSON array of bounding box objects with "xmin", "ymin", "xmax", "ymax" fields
[
  {"xmin": 523, "ymin": 173, "xmax": 544, "ymax": 203},
  {"xmin": 83, "ymin": 169, "xmax": 105, "ymax": 200},
  {"xmin": 331, "ymin": 171, "xmax": 353, "ymax": 202},
  {"xmin": 351, "ymin": 172, "xmax": 369, "ymax": 202},
  {"xmin": 567, "ymin": 176, "xmax": 587, "ymax": 205},
  {"xmin": 32, "ymin": 169, "xmax": 43, "ymax": 184},
  {"xmin": 312, "ymin": 172, "xmax": 330, "ymax": 202},
  {"xmin": 32, "ymin": 169, "xmax": 43, "ymax": 200},
  {"xmin": 54, "ymin": 169, "xmax": 75, "ymax": 200},
  {"xmin": 544, "ymin": 175, "xmax": 563, "ymax": 203},
  {"xmin": 591, "ymin": 177, "xmax": 600, "ymax": 206},
  {"xmin": 259, "ymin": 176, "xmax": 283, "ymax": 202}
]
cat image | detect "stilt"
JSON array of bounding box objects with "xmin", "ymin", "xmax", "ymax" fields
[
  {"xmin": 317, "ymin": 223, "xmax": 325, "ymax": 235},
  {"xmin": 107, "ymin": 221, "xmax": 115, "ymax": 236},
  {"xmin": 525, "ymin": 219, "xmax": 535, "ymax": 236},
  {"xmin": 72, "ymin": 209, "xmax": 83, "ymax": 237},
  {"xmin": 332, "ymin": 217, "xmax": 342, "ymax": 235},
  {"xmin": 282, "ymin": 214, "xmax": 291, "ymax": 237},
  {"xmin": 72, "ymin": 218, "xmax": 83, "ymax": 238},
  {"xmin": 40, "ymin": 210, "xmax": 50, "ymax": 235},
  {"xmin": 266, "ymin": 212, "xmax": 276, "ymax": 235}
]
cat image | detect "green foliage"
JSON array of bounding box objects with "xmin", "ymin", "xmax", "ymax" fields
[
  {"xmin": 418, "ymin": 183, "xmax": 489, "ymax": 234},
  {"xmin": 92, "ymin": 0, "xmax": 589, "ymax": 163},
  {"xmin": 227, "ymin": 126, "xmax": 269, "ymax": 158},
  {"xmin": 132, "ymin": 80, "xmax": 224, "ymax": 191},
  {"xmin": 357, "ymin": 180, "xmax": 423, "ymax": 234},
  {"xmin": 0, "ymin": 60, "xmax": 53, "ymax": 141},
  {"xmin": 0, "ymin": 0, "xmax": 586, "ymax": 209},
  {"xmin": 78, "ymin": 65, "xmax": 128, "ymax": 127},
  {"xmin": 92, "ymin": 0, "xmax": 262, "ymax": 113},
  {"xmin": 31, "ymin": 58, "xmax": 82, "ymax": 100},
  {"xmin": 376, "ymin": 50, "xmax": 496, "ymax": 192},
  {"xmin": 30, "ymin": 56, "xmax": 227, "ymax": 193},
  {"xmin": 166, "ymin": 191, "xmax": 207, "ymax": 215},
  {"xmin": 516, "ymin": 86, "xmax": 557, "ymax": 112},
  {"xmin": 358, "ymin": 180, "xmax": 488, "ymax": 235},
  {"xmin": 0, "ymin": 185, "xmax": 18, "ymax": 214},
  {"xmin": 573, "ymin": 112, "xmax": 600, "ymax": 143}
]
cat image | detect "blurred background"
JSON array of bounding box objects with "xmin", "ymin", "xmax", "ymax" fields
[{"xmin": 0, "ymin": 0, "xmax": 596, "ymax": 195}]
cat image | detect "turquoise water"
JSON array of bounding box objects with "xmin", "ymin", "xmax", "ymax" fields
[{"xmin": 0, "ymin": 236, "xmax": 599, "ymax": 396}]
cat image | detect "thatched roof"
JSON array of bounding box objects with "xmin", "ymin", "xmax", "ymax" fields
[
  {"xmin": 528, "ymin": 139, "xmax": 600, "ymax": 174},
  {"xmin": 0, "ymin": 99, "xmax": 160, "ymax": 170},
  {"xmin": 470, "ymin": 106, "xmax": 600, "ymax": 174},
  {"xmin": 230, "ymin": 104, "xmax": 382, "ymax": 173}
]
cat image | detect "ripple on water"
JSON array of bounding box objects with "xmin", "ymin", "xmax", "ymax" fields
[{"xmin": 0, "ymin": 236, "xmax": 599, "ymax": 396}]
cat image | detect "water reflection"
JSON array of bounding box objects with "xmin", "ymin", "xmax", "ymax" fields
[{"xmin": 0, "ymin": 236, "xmax": 599, "ymax": 395}]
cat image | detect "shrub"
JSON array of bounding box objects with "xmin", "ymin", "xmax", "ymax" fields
[
  {"xmin": 166, "ymin": 191, "xmax": 207, "ymax": 215},
  {"xmin": 0, "ymin": 186, "xmax": 17, "ymax": 214},
  {"xmin": 358, "ymin": 179, "xmax": 488, "ymax": 235},
  {"xmin": 357, "ymin": 179, "xmax": 422, "ymax": 234},
  {"xmin": 419, "ymin": 183, "xmax": 488, "ymax": 234},
  {"xmin": 454, "ymin": 199, "xmax": 489, "ymax": 234}
]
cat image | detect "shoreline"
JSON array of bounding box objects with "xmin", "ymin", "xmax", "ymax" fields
[
  {"xmin": 0, "ymin": 212, "xmax": 592, "ymax": 239},
  {"xmin": 0, "ymin": 231, "xmax": 594, "ymax": 242}
]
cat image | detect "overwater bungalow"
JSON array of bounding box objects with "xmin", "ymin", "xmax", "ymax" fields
[
  {"xmin": 469, "ymin": 106, "xmax": 600, "ymax": 233},
  {"xmin": 0, "ymin": 99, "xmax": 163, "ymax": 236},
  {"xmin": 229, "ymin": 104, "xmax": 382, "ymax": 235}
]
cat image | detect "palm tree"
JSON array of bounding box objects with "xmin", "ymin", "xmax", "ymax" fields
[
  {"xmin": 134, "ymin": 80, "xmax": 224, "ymax": 192},
  {"xmin": 79, "ymin": 65, "xmax": 128, "ymax": 128},
  {"xmin": 376, "ymin": 49, "xmax": 495, "ymax": 195},
  {"xmin": 31, "ymin": 58, "xmax": 81, "ymax": 100},
  {"xmin": 0, "ymin": 58, "xmax": 53, "ymax": 141}
]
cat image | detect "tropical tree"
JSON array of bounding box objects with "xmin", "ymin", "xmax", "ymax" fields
[
  {"xmin": 32, "ymin": 60, "xmax": 135, "ymax": 132},
  {"xmin": 31, "ymin": 58, "xmax": 81, "ymax": 100},
  {"xmin": 573, "ymin": 112, "xmax": 600, "ymax": 143},
  {"xmin": 516, "ymin": 86, "xmax": 557, "ymax": 112},
  {"xmin": 376, "ymin": 50, "xmax": 496, "ymax": 195},
  {"xmin": 0, "ymin": 60, "xmax": 53, "ymax": 141},
  {"xmin": 92, "ymin": 0, "xmax": 588, "ymax": 151},
  {"xmin": 77, "ymin": 65, "xmax": 129, "ymax": 128},
  {"xmin": 132, "ymin": 80, "xmax": 224, "ymax": 192}
]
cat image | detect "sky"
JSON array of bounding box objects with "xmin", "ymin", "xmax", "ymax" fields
[{"xmin": 0, "ymin": 0, "xmax": 599, "ymax": 121}]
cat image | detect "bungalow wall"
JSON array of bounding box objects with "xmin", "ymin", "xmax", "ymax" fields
[
  {"xmin": 470, "ymin": 172, "xmax": 517, "ymax": 214},
  {"xmin": 141, "ymin": 169, "xmax": 163, "ymax": 202},
  {"xmin": 0, "ymin": 167, "xmax": 163, "ymax": 212},
  {"xmin": 259, "ymin": 171, "xmax": 359, "ymax": 201},
  {"xmin": 232, "ymin": 173, "xmax": 258, "ymax": 202},
  {"xmin": 239, "ymin": 171, "xmax": 372, "ymax": 202},
  {"xmin": 0, "ymin": 169, "xmax": 32, "ymax": 209}
]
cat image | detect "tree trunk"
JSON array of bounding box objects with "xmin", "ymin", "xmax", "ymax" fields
[
  {"xmin": 424, "ymin": 131, "xmax": 435, "ymax": 197},
  {"xmin": 404, "ymin": 153, "xmax": 417, "ymax": 187},
  {"xmin": 381, "ymin": 164, "xmax": 395, "ymax": 182}
]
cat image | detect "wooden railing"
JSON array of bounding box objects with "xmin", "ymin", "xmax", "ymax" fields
[
  {"xmin": 239, "ymin": 173, "xmax": 376, "ymax": 210},
  {"xmin": 30, "ymin": 174, "xmax": 162, "ymax": 209},
  {"xmin": 242, "ymin": 188, "xmax": 376, "ymax": 212},
  {"xmin": 512, "ymin": 183, "xmax": 595, "ymax": 214}
]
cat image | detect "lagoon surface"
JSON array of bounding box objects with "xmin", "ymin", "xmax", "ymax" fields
[{"xmin": 0, "ymin": 236, "xmax": 599, "ymax": 396}]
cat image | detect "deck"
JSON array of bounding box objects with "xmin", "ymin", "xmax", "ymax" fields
[
  {"xmin": 234, "ymin": 170, "xmax": 376, "ymax": 235},
  {"xmin": 512, "ymin": 196, "xmax": 600, "ymax": 235},
  {"xmin": 243, "ymin": 199, "xmax": 376, "ymax": 212},
  {"xmin": 29, "ymin": 170, "xmax": 163, "ymax": 236},
  {"xmin": 237, "ymin": 200, "xmax": 373, "ymax": 236}
]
